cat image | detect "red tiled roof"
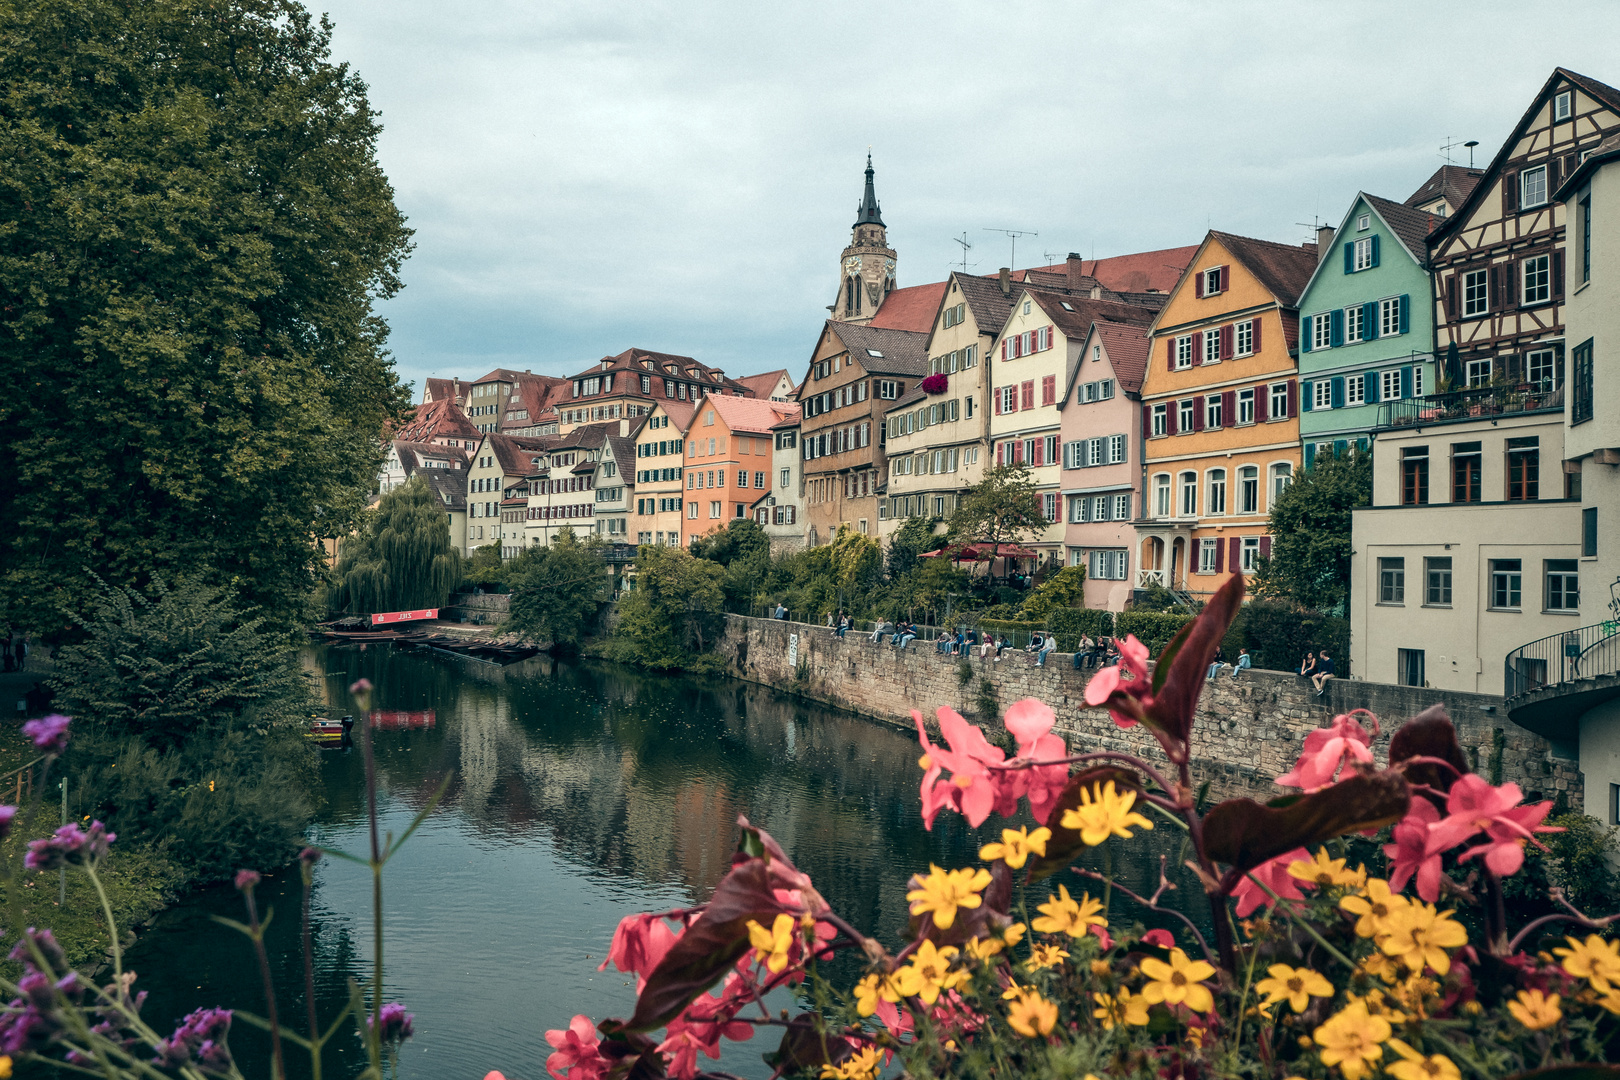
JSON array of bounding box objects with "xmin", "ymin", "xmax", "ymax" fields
[
  {"xmin": 1014, "ymin": 246, "xmax": 1199, "ymax": 295},
  {"xmin": 696, "ymin": 394, "xmax": 802, "ymax": 435},
  {"xmin": 735, "ymin": 369, "xmax": 795, "ymax": 399},
  {"xmin": 1026, "ymin": 289, "xmax": 1156, "ymax": 342},
  {"xmin": 1090, "ymin": 322, "xmax": 1152, "ymax": 396},
  {"xmin": 1209, "ymin": 232, "xmax": 1319, "ymax": 307},
  {"xmin": 652, "ymin": 399, "xmax": 697, "ymax": 432},
  {"xmin": 486, "ymin": 433, "xmax": 555, "ymax": 476},
  {"xmin": 423, "ymin": 377, "xmax": 458, "ymax": 404},
  {"xmin": 396, "ymin": 398, "xmax": 480, "ymax": 444},
  {"xmin": 867, "ymin": 281, "xmax": 949, "ymax": 332},
  {"xmin": 1404, "ymin": 165, "xmax": 1484, "ymax": 212}
]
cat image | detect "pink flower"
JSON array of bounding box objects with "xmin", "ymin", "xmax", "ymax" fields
[
  {"xmin": 1229, "ymin": 848, "xmax": 1309, "ymax": 917},
  {"xmin": 1275, "ymin": 712, "xmax": 1377, "ymax": 791},
  {"xmin": 1456, "ymin": 800, "xmax": 1559, "ymax": 877},
  {"xmin": 658, "ymin": 994, "xmax": 751, "ymax": 1080},
  {"xmin": 1385, "ymin": 798, "xmax": 1443, "ymax": 901},
  {"xmin": 1140, "ymin": 928, "xmax": 1175, "ymax": 949},
  {"xmin": 1082, "ymin": 635, "xmax": 1153, "ymax": 729},
  {"xmin": 873, "ymin": 996, "xmax": 911, "ymax": 1038},
  {"xmin": 914, "ymin": 708, "xmax": 1012, "ymax": 829},
  {"xmin": 1000, "ymin": 699, "xmax": 1069, "ymax": 823},
  {"xmin": 1003, "ymin": 698, "xmax": 1055, "ymax": 752},
  {"xmin": 546, "ymin": 1015, "xmax": 608, "ymax": 1080},
  {"xmin": 598, "ymin": 913, "xmax": 681, "ymax": 990}
]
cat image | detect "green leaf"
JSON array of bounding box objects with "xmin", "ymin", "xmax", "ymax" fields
[
  {"xmin": 1203, "ymin": 772, "xmax": 1410, "ymax": 873},
  {"xmin": 1025, "ymin": 767, "xmax": 1142, "ymax": 883}
]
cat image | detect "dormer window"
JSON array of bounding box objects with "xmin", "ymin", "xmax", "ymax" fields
[
  {"xmin": 1060, "ymin": 301, "xmax": 1074, "ymax": 311},
  {"xmin": 1555, "ymin": 89, "xmax": 1573, "ymax": 122},
  {"xmin": 1357, "ymin": 214, "xmax": 1371, "ymax": 232},
  {"xmin": 1202, "ymin": 267, "xmax": 1224, "ymax": 296}
]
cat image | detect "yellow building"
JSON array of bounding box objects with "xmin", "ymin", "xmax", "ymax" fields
[
  {"xmin": 1135, "ymin": 232, "xmax": 1318, "ymax": 598},
  {"xmin": 631, "ymin": 400, "xmax": 694, "ymax": 547}
]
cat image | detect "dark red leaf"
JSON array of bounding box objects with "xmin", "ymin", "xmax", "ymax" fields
[
  {"xmin": 1146, "ymin": 575, "xmax": 1245, "ymax": 746},
  {"xmin": 1026, "ymin": 767, "xmax": 1142, "ymax": 882},
  {"xmin": 766, "ymin": 1016, "xmax": 854, "ymax": 1073},
  {"xmin": 596, "ymin": 1028, "xmax": 664, "ymax": 1080},
  {"xmin": 1203, "ymin": 772, "xmax": 1410, "ymax": 873},
  {"xmin": 1388, "ymin": 706, "xmax": 1468, "ymax": 806}
]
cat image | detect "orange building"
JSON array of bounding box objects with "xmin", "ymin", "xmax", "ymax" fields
[
  {"xmin": 1135, "ymin": 232, "xmax": 1318, "ymax": 599},
  {"xmin": 681, "ymin": 395, "xmax": 801, "ymax": 546}
]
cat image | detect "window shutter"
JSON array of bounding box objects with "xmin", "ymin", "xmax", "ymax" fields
[
  {"xmin": 1192, "ymin": 401, "xmax": 1204, "ymax": 431},
  {"xmin": 1021, "ymin": 380, "xmax": 1034, "ymax": 410},
  {"xmin": 1364, "ymin": 301, "xmax": 1379, "ymax": 340},
  {"xmin": 1251, "ymin": 317, "xmax": 1262, "ymax": 353},
  {"xmin": 996, "ymin": 442, "xmax": 1004, "ymax": 465},
  {"xmin": 1302, "ymin": 381, "xmax": 1313, "ymax": 411},
  {"xmin": 1506, "ymin": 264, "xmax": 1520, "ymax": 311},
  {"xmin": 1214, "ymin": 537, "xmax": 1225, "ymax": 573},
  {"xmin": 1259, "ymin": 536, "xmax": 1271, "ymax": 559},
  {"xmin": 1331, "ymin": 376, "xmax": 1345, "ymax": 409},
  {"xmin": 1166, "ymin": 404, "xmax": 1178, "ymax": 436},
  {"xmin": 1343, "ymin": 242, "xmax": 1355, "ymax": 275},
  {"xmin": 994, "ymin": 388, "xmax": 1001, "ymax": 415},
  {"xmin": 1221, "ymin": 325, "xmax": 1234, "ymax": 358},
  {"xmin": 1305, "ymin": 442, "xmax": 1316, "ymax": 469},
  {"xmin": 1502, "ymin": 170, "xmax": 1519, "ymax": 215},
  {"xmin": 1398, "ymin": 294, "xmax": 1410, "ymax": 334},
  {"xmin": 1401, "ymin": 366, "xmax": 1414, "ymax": 398},
  {"xmin": 1166, "ymin": 337, "xmax": 1176, "ymax": 370},
  {"xmin": 1001, "ymin": 340, "xmax": 1007, "ymax": 360},
  {"xmin": 1554, "ymin": 250, "xmax": 1565, "ymax": 299},
  {"xmin": 1489, "ymin": 264, "xmax": 1504, "ymax": 311},
  {"xmin": 1445, "ymin": 275, "xmax": 1458, "ymax": 319},
  {"xmin": 1195, "ymin": 272, "xmax": 1205, "ymax": 299},
  {"xmin": 1048, "ymin": 324, "xmax": 1055, "ymax": 349},
  {"xmin": 1334, "ymin": 439, "xmax": 1349, "ymax": 459},
  {"xmin": 1286, "ymin": 379, "xmax": 1296, "ymax": 417},
  {"xmin": 1191, "ymin": 331, "xmax": 1203, "ymax": 364},
  {"xmin": 1222, "ymin": 390, "xmax": 1236, "ymax": 424},
  {"xmin": 1255, "ymin": 384, "xmax": 1269, "ymax": 422},
  {"xmin": 1219, "ymin": 265, "xmax": 1230, "ymax": 292},
  {"xmin": 1330, "ymin": 308, "xmax": 1344, "ymax": 347},
  {"xmin": 1370, "ymin": 234, "xmax": 1380, "ymax": 267},
  {"xmin": 1229, "ymin": 536, "xmax": 1241, "ymax": 570},
  {"xmin": 1366, "ymin": 371, "xmax": 1380, "ymax": 404},
  {"xmin": 1301, "ymin": 315, "xmax": 1312, "ymax": 352},
  {"xmin": 1142, "ymin": 405, "xmax": 1151, "ymax": 439}
]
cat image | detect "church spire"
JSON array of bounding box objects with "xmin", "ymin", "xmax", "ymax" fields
[{"xmin": 854, "ymin": 152, "xmax": 884, "ymax": 227}]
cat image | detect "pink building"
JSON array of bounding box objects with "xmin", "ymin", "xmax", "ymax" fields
[{"xmin": 1059, "ymin": 320, "xmax": 1153, "ymax": 611}]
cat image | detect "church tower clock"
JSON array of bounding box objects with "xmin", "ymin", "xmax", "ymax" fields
[{"xmin": 830, "ymin": 154, "xmax": 896, "ymax": 326}]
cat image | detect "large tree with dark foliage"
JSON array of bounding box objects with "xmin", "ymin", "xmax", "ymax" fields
[
  {"xmin": 1252, "ymin": 452, "xmax": 1372, "ymax": 613},
  {"xmin": 0, "ymin": 0, "xmax": 413, "ymax": 634}
]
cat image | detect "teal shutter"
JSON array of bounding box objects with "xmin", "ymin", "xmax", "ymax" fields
[
  {"xmin": 1330, "ymin": 309, "xmax": 1344, "ymax": 346},
  {"xmin": 1401, "ymin": 366, "xmax": 1414, "ymax": 398},
  {"xmin": 1302, "ymin": 315, "xmax": 1313, "ymax": 352},
  {"xmin": 1366, "ymin": 371, "xmax": 1380, "ymax": 403},
  {"xmin": 1399, "ymin": 294, "xmax": 1410, "ymax": 334},
  {"xmin": 1356, "ymin": 437, "xmax": 1370, "ymax": 455},
  {"xmin": 1364, "ymin": 301, "xmax": 1379, "ymax": 340},
  {"xmin": 1370, "ymin": 235, "xmax": 1380, "ymax": 267},
  {"xmin": 1302, "ymin": 381, "xmax": 1314, "ymax": 411},
  {"xmin": 1331, "ymin": 377, "xmax": 1345, "ymax": 408},
  {"xmin": 1305, "ymin": 442, "xmax": 1317, "ymax": 469},
  {"xmin": 1343, "ymin": 242, "xmax": 1354, "ymax": 275},
  {"xmin": 1334, "ymin": 439, "xmax": 1349, "ymax": 459}
]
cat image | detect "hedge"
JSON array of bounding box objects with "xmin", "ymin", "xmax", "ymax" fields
[
  {"xmin": 1220, "ymin": 598, "xmax": 1350, "ymax": 674},
  {"xmin": 1113, "ymin": 610, "xmax": 1195, "ymax": 654}
]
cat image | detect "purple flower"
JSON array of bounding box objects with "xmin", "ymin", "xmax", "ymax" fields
[
  {"xmin": 370, "ymin": 1002, "xmax": 414, "ymax": 1043},
  {"xmin": 155, "ymin": 1007, "xmax": 233, "ymax": 1068},
  {"xmin": 10, "ymin": 928, "xmax": 66, "ymax": 975},
  {"xmin": 24, "ymin": 820, "xmax": 115, "ymax": 871},
  {"xmin": 21, "ymin": 714, "xmax": 70, "ymax": 755},
  {"xmin": 0, "ymin": 805, "xmax": 17, "ymax": 840},
  {"xmin": 349, "ymin": 678, "xmax": 373, "ymax": 696},
  {"xmin": 233, "ymin": 869, "xmax": 261, "ymax": 892},
  {"xmin": 299, "ymin": 846, "xmax": 322, "ymax": 866},
  {"xmin": 0, "ymin": 1002, "xmax": 60, "ymax": 1054}
]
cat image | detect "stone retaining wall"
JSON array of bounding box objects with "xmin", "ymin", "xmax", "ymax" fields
[{"xmin": 721, "ymin": 615, "xmax": 1580, "ymax": 807}]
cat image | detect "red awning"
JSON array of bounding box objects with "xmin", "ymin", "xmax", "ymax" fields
[{"xmin": 918, "ymin": 544, "xmax": 1037, "ymax": 561}]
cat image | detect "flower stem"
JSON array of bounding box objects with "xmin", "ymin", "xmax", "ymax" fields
[
  {"xmin": 1242, "ymin": 871, "xmax": 1356, "ymax": 972},
  {"xmin": 84, "ymin": 862, "xmax": 122, "ymax": 989}
]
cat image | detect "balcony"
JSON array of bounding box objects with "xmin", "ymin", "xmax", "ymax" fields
[
  {"xmin": 1374, "ymin": 384, "xmax": 1564, "ymax": 431},
  {"xmin": 1503, "ymin": 620, "xmax": 1620, "ymax": 744},
  {"xmin": 1136, "ymin": 568, "xmax": 1166, "ymax": 587}
]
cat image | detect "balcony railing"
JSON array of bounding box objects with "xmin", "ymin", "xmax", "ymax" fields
[
  {"xmin": 1374, "ymin": 383, "xmax": 1564, "ymax": 431},
  {"xmin": 1503, "ymin": 620, "xmax": 1620, "ymax": 699},
  {"xmin": 1136, "ymin": 568, "xmax": 1166, "ymax": 587}
]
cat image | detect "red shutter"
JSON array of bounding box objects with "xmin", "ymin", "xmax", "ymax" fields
[
  {"xmin": 1251, "ymin": 317, "xmax": 1262, "ymax": 354},
  {"xmin": 1195, "ymin": 272, "xmax": 1205, "ymax": 299},
  {"xmin": 1221, "ymin": 325, "xmax": 1234, "ymax": 359},
  {"xmin": 996, "ymin": 441, "xmax": 1004, "ymax": 465},
  {"xmin": 1191, "ymin": 331, "xmax": 1203, "ymax": 365},
  {"xmin": 1191, "ymin": 399, "xmax": 1204, "ymax": 431},
  {"xmin": 1222, "ymin": 390, "xmax": 1236, "ymax": 425},
  {"xmin": 994, "ymin": 387, "xmax": 1002, "ymax": 414},
  {"xmin": 1286, "ymin": 380, "xmax": 1297, "ymax": 417},
  {"xmin": 1166, "ymin": 402, "xmax": 1178, "ymax": 436},
  {"xmin": 1259, "ymin": 536, "xmax": 1271, "ymax": 559},
  {"xmin": 1001, "ymin": 340, "xmax": 1008, "ymax": 360},
  {"xmin": 1166, "ymin": 337, "xmax": 1176, "ymax": 370},
  {"xmin": 1255, "ymin": 383, "xmax": 1269, "ymax": 422},
  {"xmin": 1229, "ymin": 536, "xmax": 1241, "ymax": 571},
  {"xmin": 1219, "ymin": 265, "xmax": 1230, "ymax": 293},
  {"xmin": 1142, "ymin": 404, "xmax": 1151, "ymax": 438},
  {"xmin": 1033, "ymin": 439, "xmax": 1043, "ymax": 466},
  {"xmin": 1214, "ymin": 537, "xmax": 1225, "ymax": 572},
  {"xmin": 1022, "ymin": 380, "xmax": 1034, "ymax": 410}
]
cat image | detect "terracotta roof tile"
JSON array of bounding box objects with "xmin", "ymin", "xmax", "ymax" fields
[
  {"xmin": 824, "ymin": 322, "xmax": 929, "ymax": 377},
  {"xmin": 654, "ymin": 399, "xmax": 697, "ymax": 431},
  {"xmin": 396, "ymin": 398, "xmax": 480, "ymax": 444},
  {"xmin": 1404, "ymin": 165, "xmax": 1484, "ymax": 212},
  {"xmin": 1361, "ymin": 193, "xmax": 1437, "ymax": 263},
  {"xmin": 867, "ymin": 281, "xmax": 949, "ymax": 332},
  {"xmin": 1209, "ymin": 232, "xmax": 1319, "ymax": 307},
  {"xmin": 734, "ymin": 370, "xmax": 796, "ymax": 399},
  {"xmin": 1026, "ymin": 289, "xmax": 1157, "ymax": 341},
  {"xmin": 1014, "ymin": 246, "xmax": 1199, "ymax": 295},
  {"xmin": 696, "ymin": 394, "xmax": 801, "ymax": 435}
]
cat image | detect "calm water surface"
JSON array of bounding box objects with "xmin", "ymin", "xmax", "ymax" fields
[{"xmin": 125, "ymin": 645, "xmax": 1200, "ymax": 1080}]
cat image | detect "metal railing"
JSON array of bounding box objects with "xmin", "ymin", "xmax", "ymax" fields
[
  {"xmin": 1503, "ymin": 620, "xmax": 1620, "ymax": 698},
  {"xmin": 1375, "ymin": 383, "xmax": 1564, "ymax": 430}
]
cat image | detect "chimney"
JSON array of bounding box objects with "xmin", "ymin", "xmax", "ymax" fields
[
  {"xmin": 1315, "ymin": 225, "xmax": 1335, "ymax": 264},
  {"xmin": 999, "ymin": 267, "xmax": 1011, "ymax": 296},
  {"xmin": 1066, "ymin": 252, "xmax": 1083, "ymax": 293}
]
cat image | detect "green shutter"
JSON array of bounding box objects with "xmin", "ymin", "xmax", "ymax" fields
[
  {"xmin": 1330, "ymin": 309, "xmax": 1344, "ymax": 347},
  {"xmin": 1302, "ymin": 381, "xmax": 1314, "ymax": 411},
  {"xmin": 1331, "ymin": 377, "xmax": 1345, "ymax": 409},
  {"xmin": 1343, "ymin": 242, "xmax": 1354, "ymax": 275},
  {"xmin": 1364, "ymin": 301, "xmax": 1379, "ymax": 340},
  {"xmin": 1399, "ymin": 294, "xmax": 1410, "ymax": 334},
  {"xmin": 1305, "ymin": 442, "xmax": 1317, "ymax": 469},
  {"xmin": 1301, "ymin": 315, "xmax": 1313, "ymax": 352},
  {"xmin": 1401, "ymin": 366, "xmax": 1414, "ymax": 398},
  {"xmin": 1370, "ymin": 235, "xmax": 1381, "ymax": 267}
]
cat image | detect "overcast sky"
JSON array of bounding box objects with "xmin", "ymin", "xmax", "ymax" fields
[{"xmin": 314, "ymin": 0, "xmax": 1620, "ymax": 397}]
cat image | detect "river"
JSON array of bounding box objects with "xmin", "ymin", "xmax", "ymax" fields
[{"xmin": 123, "ymin": 645, "xmax": 1202, "ymax": 1080}]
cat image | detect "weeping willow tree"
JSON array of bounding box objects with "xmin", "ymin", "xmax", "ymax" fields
[{"xmin": 329, "ymin": 475, "xmax": 462, "ymax": 615}]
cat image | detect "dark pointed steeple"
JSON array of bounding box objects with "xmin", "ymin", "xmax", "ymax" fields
[{"xmin": 854, "ymin": 153, "xmax": 884, "ymax": 227}]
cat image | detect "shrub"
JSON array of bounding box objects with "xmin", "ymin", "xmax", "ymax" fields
[
  {"xmin": 1114, "ymin": 609, "xmax": 1194, "ymax": 653},
  {"xmin": 1220, "ymin": 598, "xmax": 1349, "ymax": 673}
]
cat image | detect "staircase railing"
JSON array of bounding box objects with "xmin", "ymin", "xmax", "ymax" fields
[{"xmin": 1503, "ymin": 620, "xmax": 1620, "ymax": 699}]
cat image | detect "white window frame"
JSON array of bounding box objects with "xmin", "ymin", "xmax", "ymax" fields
[
  {"xmin": 1178, "ymin": 472, "xmax": 1197, "ymax": 517},
  {"xmin": 1203, "ymin": 331, "xmax": 1222, "ymax": 364},
  {"xmin": 1108, "ymin": 434, "xmax": 1126, "ymax": 464},
  {"xmin": 1174, "ymin": 336, "xmax": 1193, "ymax": 369},
  {"xmin": 1353, "ymin": 237, "xmax": 1373, "ymax": 271},
  {"xmin": 1313, "ymin": 381, "xmax": 1333, "ymax": 410},
  {"xmin": 1555, "ymin": 90, "xmax": 1573, "ymax": 122},
  {"xmin": 1522, "ymin": 254, "xmax": 1552, "ymax": 306},
  {"xmin": 1381, "ymin": 369, "xmax": 1402, "ymax": 401},
  {"xmin": 1207, "ymin": 468, "xmax": 1227, "ymax": 516},
  {"xmin": 1199, "ymin": 538, "xmax": 1219, "ymax": 573},
  {"xmin": 1344, "ymin": 304, "xmax": 1363, "ymax": 344},
  {"xmin": 1205, "ymin": 394, "xmax": 1222, "ymax": 428},
  {"xmin": 1153, "ymin": 473, "xmax": 1171, "ymax": 517},
  {"xmin": 1526, "ymin": 347, "xmax": 1558, "ymax": 390},
  {"xmin": 1312, "ymin": 314, "xmax": 1333, "ymax": 351},
  {"xmin": 1521, "ymin": 165, "xmax": 1549, "ymax": 209},
  {"xmin": 1238, "ymin": 465, "xmax": 1259, "ymax": 515},
  {"xmin": 1235, "ymin": 320, "xmax": 1253, "ymax": 356},
  {"xmin": 1463, "ymin": 270, "xmax": 1489, "ymax": 317},
  {"xmin": 1357, "ymin": 213, "xmax": 1371, "ymax": 232},
  {"xmin": 1151, "ymin": 404, "xmax": 1168, "ymax": 437},
  {"xmin": 1204, "ymin": 267, "xmax": 1222, "ymax": 295},
  {"xmin": 1380, "ymin": 296, "xmax": 1403, "ymax": 337},
  {"xmin": 1113, "ymin": 493, "xmax": 1130, "ymax": 520},
  {"xmin": 1178, "ymin": 399, "xmax": 1195, "ymax": 431},
  {"xmin": 1345, "ymin": 374, "xmax": 1366, "ymax": 406},
  {"xmin": 1269, "ymin": 382, "xmax": 1289, "ymax": 418},
  {"xmin": 1240, "ymin": 536, "xmax": 1261, "ymax": 572},
  {"xmin": 1271, "ymin": 462, "xmax": 1293, "ymax": 501},
  {"xmin": 1465, "ymin": 359, "xmax": 1492, "ymax": 388},
  {"xmin": 1237, "ymin": 387, "xmax": 1255, "ymax": 424}
]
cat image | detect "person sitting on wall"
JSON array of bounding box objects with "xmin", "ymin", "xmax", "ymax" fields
[
  {"xmin": 1206, "ymin": 645, "xmax": 1228, "ymax": 681},
  {"xmin": 896, "ymin": 622, "xmax": 917, "ymax": 650},
  {"xmin": 1298, "ymin": 652, "xmax": 1317, "ymax": 679},
  {"xmin": 980, "ymin": 634, "xmax": 995, "ymax": 660},
  {"xmin": 1076, "ymin": 634, "xmax": 1094, "ymax": 669},
  {"xmin": 1025, "ymin": 633, "xmax": 1043, "ymax": 655},
  {"xmin": 836, "ymin": 613, "xmax": 849, "ymax": 639},
  {"xmin": 1312, "ymin": 651, "xmax": 1336, "ymax": 697},
  {"xmin": 871, "ymin": 619, "xmax": 892, "ymax": 644},
  {"xmin": 776, "ymin": 603, "xmax": 788, "ymax": 620},
  {"xmin": 1036, "ymin": 633, "xmax": 1057, "ymax": 667},
  {"xmin": 1231, "ymin": 648, "xmax": 1252, "ymax": 678}
]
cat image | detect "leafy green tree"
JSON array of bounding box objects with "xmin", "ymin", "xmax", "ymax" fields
[
  {"xmin": 49, "ymin": 577, "xmax": 318, "ymax": 878},
  {"xmin": 692, "ymin": 520, "xmax": 772, "ymax": 612},
  {"xmin": 504, "ymin": 528, "xmax": 606, "ymax": 648},
  {"xmin": 602, "ymin": 546, "xmax": 726, "ymax": 670},
  {"xmin": 1252, "ymin": 452, "xmax": 1372, "ymax": 613},
  {"xmin": 328, "ymin": 477, "xmax": 462, "ymax": 616},
  {"xmin": 945, "ymin": 465, "xmax": 1050, "ymax": 571},
  {"xmin": 0, "ymin": 0, "xmax": 413, "ymax": 634},
  {"xmin": 1019, "ymin": 564, "xmax": 1087, "ymax": 622},
  {"xmin": 830, "ymin": 525, "xmax": 882, "ymax": 596},
  {"xmin": 886, "ymin": 516, "xmax": 939, "ymax": 581},
  {"xmin": 465, "ymin": 543, "xmax": 506, "ymax": 586}
]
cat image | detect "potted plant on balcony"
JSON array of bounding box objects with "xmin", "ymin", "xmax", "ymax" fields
[{"xmin": 921, "ymin": 372, "xmax": 949, "ymax": 395}]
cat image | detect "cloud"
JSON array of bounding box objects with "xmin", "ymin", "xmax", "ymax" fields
[{"xmin": 313, "ymin": 0, "xmax": 1620, "ymax": 394}]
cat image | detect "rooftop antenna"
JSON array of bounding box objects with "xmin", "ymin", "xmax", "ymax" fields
[
  {"xmin": 1440, "ymin": 135, "xmax": 1465, "ymax": 165},
  {"xmin": 982, "ymin": 227, "xmax": 1037, "ymax": 270},
  {"xmin": 1043, "ymin": 249, "xmax": 1064, "ymax": 267},
  {"xmin": 1295, "ymin": 214, "xmax": 1323, "ymax": 245},
  {"xmin": 953, "ymin": 232, "xmax": 973, "ymax": 273},
  {"xmin": 1465, "ymin": 140, "xmax": 1480, "ymax": 169}
]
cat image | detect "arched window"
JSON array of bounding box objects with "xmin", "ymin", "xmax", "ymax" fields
[
  {"xmin": 1178, "ymin": 471, "xmax": 1198, "ymax": 517},
  {"xmin": 1271, "ymin": 462, "xmax": 1294, "ymax": 502},
  {"xmin": 1239, "ymin": 465, "xmax": 1259, "ymax": 515},
  {"xmin": 1207, "ymin": 469, "xmax": 1227, "ymax": 516},
  {"xmin": 1153, "ymin": 473, "xmax": 1172, "ymax": 518}
]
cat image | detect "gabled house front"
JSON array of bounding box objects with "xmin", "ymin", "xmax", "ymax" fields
[{"xmin": 631, "ymin": 400, "xmax": 694, "ymax": 548}]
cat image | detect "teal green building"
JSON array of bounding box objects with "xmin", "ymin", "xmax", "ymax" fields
[{"xmin": 1296, "ymin": 193, "xmax": 1437, "ymax": 467}]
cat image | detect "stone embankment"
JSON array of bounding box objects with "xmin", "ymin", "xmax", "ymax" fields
[{"xmin": 720, "ymin": 615, "xmax": 1579, "ymax": 806}]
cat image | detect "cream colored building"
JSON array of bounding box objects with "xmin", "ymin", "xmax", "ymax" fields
[
  {"xmin": 631, "ymin": 400, "xmax": 694, "ymax": 548},
  {"xmin": 465, "ymin": 433, "xmax": 550, "ymax": 556},
  {"xmin": 753, "ymin": 416, "xmax": 805, "ymax": 553}
]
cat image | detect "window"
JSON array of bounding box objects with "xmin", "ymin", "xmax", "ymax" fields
[
  {"xmin": 1113, "ymin": 493, "xmax": 1130, "ymax": 520},
  {"xmin": 998, "ymin": 385, "xmax": 1017, "ymax": 413},
  {"xmin": 1379, "ymin": 296, "xmax": 1404, "ymax": 337},
  {"xmin": 1526, "ymin": 348, "xmax": 1558, "ymax": 390},
  {"xmin": 1042, "ymin": 492, "xmax": 1058, "ymax": 521},
  {"xmin": 1178, "ymin": 399, "xmax": 1195, "ymax": 431},
  {"xmin": 1585, "ymin": 506, "xmax": 1599, "ymax": 557},
  {"xmin": 1205, "ymin": 395, "xmax": 1223, "ymax": 428},
  {"xmin": 1269, "ymin": 382, "xmax": 1289, "ymax": 418},
  {"xmin": 1521, "ymin": 165, "xmax": 1549, "ymax": 209},
  {"xmin": 1207, "ymin": 469, "xmax": 1227, "ymax": 515},
  {"xmin": 1507, "ymin": 437, "xmax": 1539, "ymax": 501},
  {"xmin": 1581, "ymin": 192, "xmax": 1593, "ymax": 284},
  {"xmin": 1235, "ymin": 320, "xmax": 1253, "ymax": 356},
  {"xmin": 1466, "ymin": 358, "xmax": 1492, "ymax": 388},
  {"xmin": 1238, "ymin": 465, "xmax": 1259, "ymax": 514},
  {"xmin": 1312, "ymin": 314, "xmax": 1334, "ymax": 351},
  {"xmin": 1154, "ymin": 474, "xmax": 1171, "ymax": 517},
  {"xmin": 1573, "ymin": 339, "xmax": 1595, "ymax": 425},
  {"xmin": 1398, "ymin": 649, "xmax": 1426, "ymax": 689},
  {"xmin": 1313, "ymin": 381, "xmax": 1333, "ymax": 410},
  {"xmin": 1546, "ymin": 560, "xmax": 1580, "ymax": 611},
  {"xmin": 1345, "ymin": 304, "xmax": 1364, "ymax": 344},
  {"xmin": 1271, "ymin": 463, "xmax": 1292, "ymax": 500},
  {"xmin": 1179, "ymin": 472, "xmax": 1197, "ymax": 517},
  {"xmin": 1463, "ymin": 270, "xmax": 1489, "ymax": 317},
  {"xmin": 1174, "ymin": 336, "xmax": 1193, "ymax": 369},
  {"xmin": 1425, "ymin": 557, "xmax": 1452, "ymax": 606},
  {"xmin": 1203, "ymin": 331, "xmax": 1221, "ymax": 364},
  {"xmin": 1198, "ymin": 539, "xmax": 1218, "ymax": 573},
  {"xmin": 1089, "ymin": 550, "xmax": 1129, "ymax": 581},
  {"xmin": 1379, "ymin": 557, "xmax": 1406, "ymax": 604},
  {"xmin": 1236, "ymin": 388, "xmax": 1255, "ymax": 424},
  {"xmin": 1204, "ymin": 267, "xmax": 1222, "ymax": 295},
  {"xmin": 1522, "ymin": 255, "xmax": 1551, "ymax": 305},
  {"xmin": 1451, "ymin": 442, "xmax": 1482, "ymax": 503},
  {"xmin": 1401, "ymin": 447, "xmax": 1429, "ymax": 506},
  {"xmin": 1108, "ymin": 434, "xmax": 1126, "ymax": 464},
  {"xmin": 1356, "ymin": 213, "xmax": 1371, "ymax": 232},
  {"xmin": 877, "ymin": 380, "xmax": 898, "ymax": 399},
  {"xmin": 1241, "ymin": 536, "xmax": 1261, "ymax": 572},
  {"xmin": 687, "ymin": 501, "xmax": 698, "ymax": 519},
  {"xmin": 1344, "ymin": 375, "xmax": 1365, "ymax": 407},
  {"xmin": 1490, "ymin": 559, "xmax": 1523, "ymax": 610},
  {"xmin": 1151, "ymin": 403, "xmax": 1168, "ymax": 437},
  {"xmin": 1375, "ymin": 369, "xmax": 1398, "ymax": 402},
  {"xmin": 1556, "ymin": 89, "xmax": 1573, "ymax": 121},
  {"xmin": 1353, "ymin": 237, "xmax": 1373, "ymax": 271}
]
